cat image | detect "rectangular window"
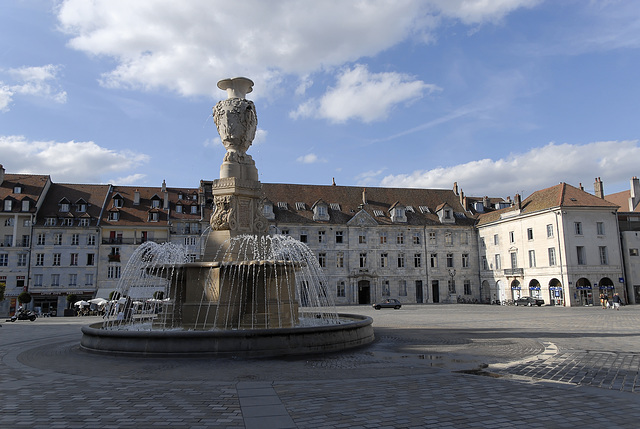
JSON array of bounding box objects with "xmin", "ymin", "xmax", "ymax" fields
[
  {"xmin": 464, "ymin": 280, "xmax": 471, "ymax": 296},
  {"xmin": 108, "ymin": 265, "xmax": 121, "ymax": 279},
  {"xmin": 548, "ymin": 248, "xmax": 556, "ymax": 266},
  {"xmin": 37, "ymin": 233, "xmax": 46, "ymax": 245},
  {"xmin": 70, "ymin": 253, "xmax": 78, "ymax": 266},
  {"xmin": 335, "ymin": 231, "xmax": 343, "ymax": 243},
  {"xmin": 630, "ymin": 248, "xmax": 639, "ymax": 256},
  {"xmin": 359, "ymin": 253, "xmax": 367, "ymax": 268},
  {"xmin": 382, "ymin": 280, "xmax": 390, "ymax": 296},
  {"xmin": 45, "ymin": 217, "xmax": 56, "ymax": 226},
  {"xmin": 397, "ymin": 253, "xmax": 405, "ymax": 268},
  {"xmin": 430, "ymin": 253, "xmax": 438, "ymax": 268},
  {"xmin": 336, "ymin": 281, "xmax": 345, "ymax": 297},
  {"xmin": 599, "ymin": 246, "xmax": 608, "ymax": 265},
  {"xmin": 53, "ymin": 253, "xmax": 61, "ymax": 266},
  {"xmin": 480, "ymin": 237, "xmax": 485, "ymax": 248},
  {"xmin": 527, "ymin": 228, "xmax": 534, "ymax": 240},
  {"xmin": 396, "ymin": 232, "xmax": 404, "ymax": 245},
  {"xmin": 462, "ymin": 253, "xmax": 469, "ymax": 268},
  {"xmin": 414, "ymin": 253, "xmax": 421, "ymax": 268},
  {"xmin": 509, "ymin": 231, "xmax": 515, "ymax": 243},
  {"xmin": 4, "ymin": 218, "xmax": 13, "ymax": 226},
  {"xmin": 280, "ymin": 229, "xmax": 289, "ymax": 235},
  {"xmin": 446, "ymin": 253, "xmax": 453, "ymax": 268},
  {"xmin": 318, "ymin": 230, "xmax": 325, "ymax": 243},
  {"xmin": 36, "ymin": 254, "xmax": 44, "ymax": 266},
  {"xmin": 34, "ymin": 274, "xmax": 43, "ymax": 287},
  {"xmin": 299, "ymin": 232, "xmax": 307, "ymax": 243},
  {"xmin": 85, "ymin": 274, "xmax": 94, "ymax": 286},
  {"xmin": 495, "ymin": 254, "xmax": 501, "ymax": 270},
  {"xmin": 597, "ymin": 222, "xmax": 605, "ymax": 235},
  {"xmin": 510, "ymin": 252, "xmax": 518, "ymax": 268},
  {"xmin": 318, "ymin": 253, "xmax": 326, "ymax": 268},
  {"xmin": 0, "ymin": 254, "xmax": 7, "ymax": 266},
  {"xmin": 336, "ymin": 252, "xmax": 344, "ymax": 268},
  {"xmin": 493, "ymin": 234, "xmax": 499, "ymax": 245},
  {"xmin": 481, "ymin": 256, "xmax": 488, "ymax": 270},
  {"xmin": 359, "ymin": 233, "xmax": 366, "ymax": 244},
  {"xmin": 460, "ymin": 232, "xmax": 469, "ymax": 245},
  {"xmin": 528, "ymin": 250, "xmax": 536, "ymax": 268},
  {"xmin": 51, "ymin": 274, "xmax": 60, "ymax": 287},
  {"xmin": 21, "ymin": 235, "xmax": 29, "ymax": 247},
  {"xmin": 380, "ymin": 253, "xmax": 388, "ymax": 268},
  {"xmin": 413, "ymin": 233, "xmax": 421, "ymax": 245},
  {"xmin": 79, "ymin": 218, "xmax": 89, "ymax": 227},
  {"xmin": 380, "ymin": 232, "xmax": 387, "ymax": 244},
  {"xmin": 577, "ymin": 246, "xmax": 586, "ymax": 265},
  {"xmin": 429, "ymin": 232, "xmax": 436, "ymax": 245},
  {"xmin": 17, "ymin": 253, "xmax": 27, "ymax": 267},
  {"xmin": 575, "ymin": 222, "xmax": 583, "ymax": 235},
  {"xmin": 399, "ymin": 280, "xmax": 407, "ymax": 296},
  {"xmin": 87, "ymin": 253, "xmax": 95, "ymax": 266},
  {"xmin": 87, "ymin": 234, "xmax": 96, "ymax": 246},
  {"xmin": 71, "ymin": 234, "xmax": 79, "ymax": 245},
  {"xmin": 69, "ymin": 274, "xmax": 77, "ymax": 287},
  {"xmin": 547, "ymin": 224, "xmax": 554, "ymax": 238},
  {"xmin": 54, "ymin": 233, "xmax": 62, "ymax": 245},
  {"xmin": 444, "ymin": 232, "xmax": 453, "ymax": 245}
]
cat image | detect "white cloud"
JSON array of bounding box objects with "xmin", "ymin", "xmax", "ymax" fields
[
  {"xmin": 379, "ymin": 140, "xmax": 640, "ymax": 197},
  {"xmin": 296, "ymin": 153, "xmax": 326, "ymax": 164},
  {"xmin": 291, "ymin": 64, "xmax": 440, "ymax": 123},
  {"xmin": 56, "ymin": 0, "xmax": 537, "ymax": 98},
  {"xmin": 109, "ymin": 173, "xmax": 147, "ymax": 186},
  {"xmin": 0, "ymin": 135, "xmax": 149, "ymax": 183},
  {"xmin": 355, "ymin": 168, "xmax": 388, "ymax": 186},
  {"xmin": 0, "ymin": 65, "xmax": 67, "ymax": 111}
]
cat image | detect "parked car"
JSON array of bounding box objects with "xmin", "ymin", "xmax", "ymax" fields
[
  {"xmin": 514, "ymin": 296, "xmax": 544, "ymax": 306},
  {"xmin": 373, "ymin": 299, "xmax": 402, "ymax": 310}
]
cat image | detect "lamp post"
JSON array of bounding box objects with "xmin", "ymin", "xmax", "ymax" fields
[{"xmin": 448, "ymin": 268, "xmax": 456, "ymax": 302}]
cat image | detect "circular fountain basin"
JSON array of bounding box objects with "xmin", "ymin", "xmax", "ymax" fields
[{"xmin": 80, "ymin": 313, "xmax": 373, "ymax": 357}]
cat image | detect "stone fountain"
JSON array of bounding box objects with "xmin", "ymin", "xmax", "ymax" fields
[{"xmin": 80, "ymin": 78, "xmax": 374, "ymax": 357}]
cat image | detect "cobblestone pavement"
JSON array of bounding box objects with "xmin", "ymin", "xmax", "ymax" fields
[{"xmin": 1, "ymin": 304, "xmax": 640, "ymax": 428}]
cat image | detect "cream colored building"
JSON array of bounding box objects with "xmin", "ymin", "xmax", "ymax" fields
[{"xmin": 477, "ymin": 182, "xmax": 623, "ymax": 306}]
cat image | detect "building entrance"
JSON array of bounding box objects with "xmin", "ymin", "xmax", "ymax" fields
[
  {"xmin": 358, "ymin": 280, "xmax": 371, "ymax": 304},
  {"xmin": 415, "ymin": 280, "xmax": 423, "ymax": 303},
  {"xmin": 431, "ymin": 280, "xmax": 439, "ymax": 303}
]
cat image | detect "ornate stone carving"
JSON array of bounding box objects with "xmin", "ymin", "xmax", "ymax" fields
[
  {"xmin": 252, "ymin": 198, "xmax": 269, "ymax": 233},
  {"xmin": 211, "ymin": 195, "xmax": 236, "ymax": 231}
]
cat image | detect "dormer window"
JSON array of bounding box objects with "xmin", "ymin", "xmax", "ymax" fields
[
  {"xmin": 149, "ymin": 212, "xmax": 159, "ymax": 222},
  {"xmin": 45, "ymin": 217, "xmax": 56, "ymax": 226},
  {"xmin": 21, "ymin": 200, "xmax": 30, "ymax": 212},
  {"xmin": 436, "ymin": 204, "xmax": 455, "ymax": 224},
  {"xmin": 76, "ymin": 200, "xmax": 87, "ymax": 212},
  {"xmin": 190, "ymin": 205, "xmax": 198, "ymax": 214},
  {"xmin": 178, "ymin": 193, "xmax": 183, "ymax": 200},
  {"xmin": 60, "ymin": 203, "xmax": 70, "ymax": 212},
  {"xmin": 108, "ymin": 211, "xmax": 119, "ymax": 221},
  {"xmin": 113, "ymin": 195, "xmax": 124, "ymax": 208},
  {"xmin": 4, "ymin": 199, "xmax": 12, "ymax": 211},
  {"xmin": 151, "ymin": 199, "xmax": 161, "ymax": 208},
  {"xmin": 13, "ymin": 185, "xmax": 22, "ymax": 194},
  {"xmin": 445, "ymin": 209, "xmax": 451, "ymax": 219},
  {"xmin": 263, "ymin": 202, "xmax": 275, "ymax": 220},
  {"xmin": 312, "ymin": 201, "xmax": 330, "ymax": 221},
  {"xmin": 390, "ymin": 204, "xmax": 407, "ymax": 223},
  {"xmin": 176, "ymin": 205, "xmax": 183, "ymax": 213}
]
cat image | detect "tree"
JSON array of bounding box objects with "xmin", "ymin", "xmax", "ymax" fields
[
  {"xmin": 18, "ymin": 292, "xmax": 32, "ymax": 305},
  {"xmin": 0, "ymin": 281, "xmax": 5, "ymax": 303},
  {"xmin": 66, "ymin": 294, "xmax": 78, "ymax": 308}
]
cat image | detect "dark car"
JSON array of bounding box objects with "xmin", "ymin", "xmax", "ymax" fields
[
  {"xmin": 373, "ymin": 298, "xmax": 402, "ymax": 310},
  {"xmin": 514, "ymin": 296, "xmax": 544, "ymax": 307}
]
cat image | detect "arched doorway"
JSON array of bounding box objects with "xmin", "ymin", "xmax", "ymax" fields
[
  {"xmin": 511, "ymin": 280, "xmax": 521, "ymax": 300},
  {"xmin": 481, "ymin": 280, "xmax": 491, "ymax": 304},
  {"xmin": 598, "ymin": 277, "xmax": 615, "ymax": 301},
  {"xmin": 358, "ymin": 280, "xmax": 371, "ymax": 304},
  {"xmin": 529, "ymin": 279, "xmax": 541, "ymax": 299},
  {"xmin": 549, "ymin": 278, "xmax": 563, "ymax": 306},
  {"xmin": 576, "ymin": 278, "xmax": 593, "ymax": 306}
]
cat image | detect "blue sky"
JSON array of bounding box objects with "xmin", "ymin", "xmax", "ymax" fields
[{"xmin": 1, "ymin": 0, "xmax": 639, "ymax": 200}]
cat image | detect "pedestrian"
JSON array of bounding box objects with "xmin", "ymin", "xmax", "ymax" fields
[
  {"xmin": 612, "ymin": 293, "xmax": 622, "ymax": 310},
  {"xmin": 600, "ymin": 292, "xmax": 606, "ymax": 309}
]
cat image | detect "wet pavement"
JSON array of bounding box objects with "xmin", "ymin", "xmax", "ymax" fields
[{"xmin": 1, "ymin": 304, "xmax": 639, "ymax": 428}]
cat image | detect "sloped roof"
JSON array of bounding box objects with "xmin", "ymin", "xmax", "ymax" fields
[
  {"xmin": 606, "ymin": 189, "xmax": 640, "ymax": 213},
  {"xmin": 261, "ymin": 183, "xmax": 475, "ymax": 226},
  {"xmin": 37, "ymin": 183, "xmax": 110, "ymax": 223},
  {"xmin": 477, "ymin": 182, "xmax": 619, "ymax": 226},
  {"xmin": 0, "ymin": 173, "xmax": 50, "ymax": 212}
]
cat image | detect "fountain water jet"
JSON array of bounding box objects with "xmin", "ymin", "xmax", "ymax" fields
[{"xmin": 81, "ymin": 77, "xmax": 374, "ymax": 357}]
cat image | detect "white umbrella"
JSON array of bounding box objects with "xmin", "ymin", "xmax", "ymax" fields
[
  {"xmin": 89, "ymin": 298, "xmax": 108, "ymax": 306},
  {"xmin": 74, "ymin": 300, "xmax": 90, "ymax": 307}
]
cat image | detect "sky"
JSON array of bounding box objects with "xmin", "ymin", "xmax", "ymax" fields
[{"xmin": 1, "ymin": 0, "xmax": 640, "ymax": 200}]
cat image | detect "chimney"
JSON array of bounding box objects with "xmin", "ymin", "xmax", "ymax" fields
[
  {"xmin": 164, "ymin": 191, "xmax": 169, "ymax": 210},
  {"xmin": 482, "ymin": 196, "xmax": 489, "ymax": 209},
  {"xmin": 0, "ymin": 164, "xmax": 4, "ymax": 185},
  {"xmin": 579, "ymin": 183, "xmax": 584, "ymax": 191},
  {"xmin": 161, "ymin": 179, "xmax": 167, "ymax": 192},
  {"xmin": 594, "ymin": 177, "xmax": 604, "ymax": 199},
  {"xmin": 133, "ymin": 189, "xmax": 140, "ymax": 205},
  {"xmin": 362, "ymin": 188, "xmax": 367, "ymax": 205},
  {"xmin": 332, "ymin": 177, "xmax": 336, "ymax": 186},
  {"xmin": 453, "ymin": 182, "xmax": 459, "ymax": 196},
  {"xmin": 630, "ymin": 176, "xmax": 640, "ymax": 211},
  {"xmin": 514, "ymin": 193, "xmax": 522, "ymax": 209},
  {"xmin": 459, "ymin": 190, "xmax": 465, "ymax": 208}
]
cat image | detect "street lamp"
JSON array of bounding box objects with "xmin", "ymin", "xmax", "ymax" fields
[{"xmin": 448, "ymin": 268, "xmax": 456, "ymax": 296}]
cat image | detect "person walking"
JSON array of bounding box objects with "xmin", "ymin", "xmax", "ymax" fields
[{"xmin": 612, "ymin": 293, "xmax": 622, "ymax": 310}]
